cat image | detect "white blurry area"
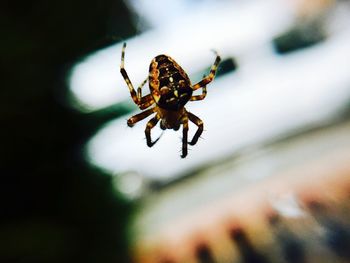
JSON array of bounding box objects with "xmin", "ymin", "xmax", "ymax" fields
[
  {"xmin": 69, "ymin": 0, "xmax": 350, "ymax": 195},
  {"xmin": 69, "ymin": 0, "xmax": 294, "ymax": 111}
]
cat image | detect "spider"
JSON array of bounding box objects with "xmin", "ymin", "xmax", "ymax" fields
[{"xmin": 120, "ymin": 43, "xmax": 221, "ymax": 158}]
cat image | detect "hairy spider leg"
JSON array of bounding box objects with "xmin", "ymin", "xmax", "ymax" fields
[
  {"xmin": 181, "ymin": 117, "xmax": 189, "ymax": 158},
  {"xmin": 187, "ymin": 111, "xmax": 204, "ymax": 145},
  {"xmin": 192, "ymin": 51, "xmax": 221, "ymax": 91},
  {"xmin": 127, "ymin": 107, "xmax": 155, "ymax": 127},
  {"xmin": 145, "ymin": 114, "xmax": 161, "ymax": 147},
  {"xmin": 120, "ymin": 43, "xmax": 154, "ymax": 109}
]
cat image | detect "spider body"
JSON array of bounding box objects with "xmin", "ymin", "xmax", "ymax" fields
[
  {"xmin": 120, "ymin": 43, "xmax": 221, "ymax": 158},
  {"xmin": 149, "ymin": 55, "xmax": 193, "ymax": 111}
]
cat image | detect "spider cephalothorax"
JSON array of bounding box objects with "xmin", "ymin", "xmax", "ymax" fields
[{"xmin": 120, "ymin": 43, "xmax": 221, "ymax": 158}]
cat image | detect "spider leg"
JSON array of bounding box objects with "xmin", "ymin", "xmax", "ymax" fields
[
  {"xmin": 145, "ymin": 114, "xmax": 161, "ymax": 147},
  {"xmin": 120, "ymin": 43, "xmax": 139, "ymax": 104},
  {"xmin": 137, "ymin": 77, "xmax": 155, "ymax": 109},
  {"xmin": 127, "ymin": 107, "xmax": 155, "ymax": 127},
  {"xmin": 137, "ymin": 77, "xmax": 148, "ymax": 99},
  {"xmin": 181, "ymin": 116, "xmax": 189, "ymax": 158},
  {"xmin": 187, "ymin": 112, "xmax": 203, "ymax": 145},
  {"xmin": 192, "ymin": 51, "xmax": 221, "ymax": 91},
  {"xmin": 190, "ymin": 85, "xmax": 207, "ymax": 101},
  {"xmin": 139, "ymin": 94, "xmax": 155, "ymax": 110},
  {"xmin": 120, "ymin": 43, "xmax": 154, "ymax": 109}
]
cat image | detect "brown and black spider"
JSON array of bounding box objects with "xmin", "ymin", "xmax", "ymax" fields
[{"xmin": 120, "ymin": 43, "xmax": 221, "ymax": 158}]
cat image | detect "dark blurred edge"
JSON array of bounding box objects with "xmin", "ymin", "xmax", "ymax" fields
[{"xmin": 0, "ymin": 1, "xmax": 136, "ymax": 262}]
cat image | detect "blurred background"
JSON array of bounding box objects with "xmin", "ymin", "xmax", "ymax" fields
[
  {"xmin": 2, "ymin": 0, "xmax": 350, "ymax": 262},
  {"xmin": 1, "ymin": 0, "xmax": 135, "ymax": 262}
]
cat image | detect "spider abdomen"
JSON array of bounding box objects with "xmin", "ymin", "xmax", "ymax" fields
[{"xmin": 149, "ymin": 55, "xmax": 193, "ymax": 111}]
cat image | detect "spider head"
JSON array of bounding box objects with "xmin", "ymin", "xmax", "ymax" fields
[
  {"xmin": 160, "ymin": 119, "xmax": 180, "ymax": 130},
  {"xmin": 158, "ymin": 107, "xmax": 184, "ymax": 131}
]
